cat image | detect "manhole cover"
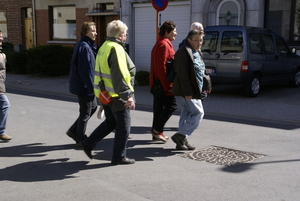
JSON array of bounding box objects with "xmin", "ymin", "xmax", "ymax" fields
[{"xmin": 179, "ymin": 145, "xmax": 265, "ymax": 166}]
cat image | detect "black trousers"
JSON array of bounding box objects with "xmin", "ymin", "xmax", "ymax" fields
[
  {"xmin": 69, "ymin": 95, "xmax": 97, "ymax": 143},
  {"xmin": 152, "ymin": 94, "xmax": 177, "ymax": 133}
]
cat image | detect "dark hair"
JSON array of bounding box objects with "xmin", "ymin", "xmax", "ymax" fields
[
  {"xmin": 159, "ymin": 20, "xmax": 176, "ymax": 36},
  {"xmin": 186, "ymin": 29, "xmax": 204, "ymax": 40},
  {"xmin": 80, "ymin": 22, "xmax": 95, "ymax": 37}
]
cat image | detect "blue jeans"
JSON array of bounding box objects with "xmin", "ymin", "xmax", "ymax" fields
[
  {"xmin": 178, "ymin": 96, "xmax": 204, "ymax": 136},
  {"xmin": 69, "ymin": 95, "xmax": 97, "ymax": 143},
  {"xmin": 82, "ymin": 105, "xmax": 131, "ymax": 161},
  {"xmin": 0, "ymin": 94, "xmax": 10, "ymax": 136}
]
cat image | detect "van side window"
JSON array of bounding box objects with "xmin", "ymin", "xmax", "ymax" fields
[
  {"xmin": 249, "ymin": 33, "xmax": 262, "ymax": 54},
  {"xmin": 220, "ymin": 31, "xmax": 243, "ymax": 53},
  {"xmin": 202, "ymin": 31, "xmax": 218, "ymax": 52},
  {"xmin": 275, "ymin": 36, "xmax": 290, "ymax": 55},
  {"xmin": 261, "ymin": 34, "xmax": 275, "ymax": 54}
]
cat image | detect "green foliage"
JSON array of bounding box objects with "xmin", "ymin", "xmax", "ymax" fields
[
  {"xmin": 1, "ymin": 42, "xmax": 14, "ymax": 52},
  {"xmin": 26, "ymin": 45, "xmax": 74, "ymax": 76},
  {"xmin": 2, "ymin": 42, "xmax": 27, "ymax": 74},
  {"xmin": 6, "ymin": 51, "xmax": 27, "ymax": 74},
  {"xmin": 135, "ymin": 70, "xmax": 149, "ymax": 86}
]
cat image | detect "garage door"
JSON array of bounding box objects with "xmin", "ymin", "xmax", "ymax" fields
[{"xmin": 134, "ymin": 2, "xmax": 190, "ymax": 72}]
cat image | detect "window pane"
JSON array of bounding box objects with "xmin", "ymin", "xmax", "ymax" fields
[
  {"xmin": 0, "ymin": 11, "xmax": 8, "ymax": 41},
  {"xmin": 266, "ymin": 0, "xmax": 291, "ymax": 41},
  {"xmin": 219, "ymin": 2, "xmax": 238, "ymax": 25},
  {"xmin": 276, "ymin": 36, "xmax": 290, "ymax": 55},
  {"xmin": 261, "ymin": 34, "xmax": 275, "ymax": 54},
  {"xmin": 53, "ymin": 6, "xmax": 76, "ymax": 39},
  {"xmin": 202, "ymin": 31, "xmax": 219, "ymax": 52},
  {"xmin": 249, "ymin": 33, "xmax": 262, "ymax": 54},
  {"xmin": 220, "ymin": 31, "xmax": 243, "ymax": 53}
]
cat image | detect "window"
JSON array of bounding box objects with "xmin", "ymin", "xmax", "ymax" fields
[
  {"xmin": 276, "ymin": 36, "xmax": 291, "ymax": 55},
  {"xmin": 0, "ymin": 10, "xmax": 7, "ymax": 41},
  {"xmin": 217, "ymin": 0, "xmax": 239, "ymax": 25},
  {"xmin": 261, "ymin": 34, "xmax": 274, "ymax": 54},
  {"xmin": 51, "ymin": 6, "xmax": 76, "ymax": 40},
  {"xmin": 202, "ymin": 31, "xmax": 219, "ymax": 52},
  {"xmin": 249, "ymin": 34, "xmax": 262, "ymax": 54},
  {"xmin": 265, "ymin": 0, "xmax": 300, "ymax": 43},
  {"xmin": 220, "ymin": 31, "xmax": 243, "ymax": 53}
]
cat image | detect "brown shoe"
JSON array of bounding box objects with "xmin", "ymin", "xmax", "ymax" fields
[
  {"xmin": 0, "ymin": 134, "xmax": 12, "ymax": 141},
  {"xmin": 184, "ymin": 139, "xmax": 195, "ymax": 150},
  {"xmin": 171, "ymin": 133, "xmax": 188, "ymax": 150}
]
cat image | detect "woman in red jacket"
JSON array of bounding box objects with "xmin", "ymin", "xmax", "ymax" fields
[{"xmin": 149, "ymin": 20, "xmax": 177, "ymax": 142}]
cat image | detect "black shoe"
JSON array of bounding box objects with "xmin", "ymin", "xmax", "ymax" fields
[
  {"xmin": 171, "ymin": 133, "xmax": 188, "ymax": 150},
  {"xmin": 111, "ymin": 157, "xmax": 135, "ymax": 165},
  {"xmin": 66, "ymin": 130, "xmax": 76, "ymax": 141},
  {"xmin": 184, "ymin": 139, "xmax": 195, "ymax": 150},
  {"xmin": 81, "ymin": 143, "xmax": 93, "ymax": 159}
]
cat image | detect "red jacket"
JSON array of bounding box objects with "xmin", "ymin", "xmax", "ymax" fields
[{"xmin": 149, "ymin": 36, "xmax": 175, "ymax": 96}]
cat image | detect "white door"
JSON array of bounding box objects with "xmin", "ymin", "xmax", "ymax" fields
[{"xmin": 134, "ymin": 2, "xmax": 190, "ymax": 72}]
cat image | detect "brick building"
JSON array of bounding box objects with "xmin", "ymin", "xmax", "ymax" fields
[
  {"xmin": 0, "ymin": 0, "xmax": 33, "ymax": 50},
  {"xmin": 33, "ymin": 0, "xmax": 120, "ymax": 47}
]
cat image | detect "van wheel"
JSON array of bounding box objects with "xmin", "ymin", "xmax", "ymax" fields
[
  {"xmin": 289, "ymin": 69, "xmax": 300, "ymax": 87},
  {"xmin": 245, "ymin": 74, "xmax": 260, "ymax": 97}
]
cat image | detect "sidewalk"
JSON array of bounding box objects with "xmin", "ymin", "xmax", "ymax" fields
[{"xmin": 5, "ymin": 72, "xmax": 300, "ymax": 124}]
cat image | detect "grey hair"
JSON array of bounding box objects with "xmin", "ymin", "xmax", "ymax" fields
[
  {"xmin": 106, "ymin": 20, "xmax": 128, "ymax": 38},
  {"xmin": 190, "ymin": 22, "xmax": 203, "ymax": 31}
]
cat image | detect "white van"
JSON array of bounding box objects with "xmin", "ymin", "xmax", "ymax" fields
[{"xmin": 202, "ymin": 25, "xmax": 300, "ymax": 97}]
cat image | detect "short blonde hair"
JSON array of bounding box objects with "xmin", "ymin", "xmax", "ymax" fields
[
  {"xmin": 106, "ymin": 20, "xmax": 128, "ymax": 38},
  {"xmin": 80, "ymin": 22, "xmax": 95, "ymax": 37}
]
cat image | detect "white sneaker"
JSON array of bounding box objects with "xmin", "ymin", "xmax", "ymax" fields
[{"xmin": 97, "ymin": 105, "xmax": 104, "ymax": 119}]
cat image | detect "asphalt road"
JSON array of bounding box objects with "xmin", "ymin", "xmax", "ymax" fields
[{"xmin": 1, "ymin": 86, "xmax": 299, "ymax": 201}]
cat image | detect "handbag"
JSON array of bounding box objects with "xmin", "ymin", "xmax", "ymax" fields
[
  {"xmin": 150, "ymin": 80, "xmax": 165, "ymax": 96},
  {"xmin": 99, "ymin": 90, "xmax": 112, "ymax": 104}
]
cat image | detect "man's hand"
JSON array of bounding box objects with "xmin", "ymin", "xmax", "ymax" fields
[
  {"xmin": 124, "ymin": 97, "xmax": 135, "ymax": 110},
  {"xmin": 185, "ymin": 95, "xmax": 192, "ymax": 100}
]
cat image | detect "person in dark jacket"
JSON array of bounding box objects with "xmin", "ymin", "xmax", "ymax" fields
[
  {"xmin": 171, "ymin": 30, "xmax": 211, "ymax": 150},
  {"xmin": 0, "ymin": 30, "xmax": 11, "ymax": 141},
  {"xmin": 67, "ymin": 22, "xmax": 98, "ymax": 147},
  {"xmin": 179, "ymin": 22, "xmax": 207, "ymax": 101}
]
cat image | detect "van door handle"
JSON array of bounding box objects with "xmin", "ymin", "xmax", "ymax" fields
[{"xmin": 216, "ymin": 53, "xmax": 220, "ymax": 59}]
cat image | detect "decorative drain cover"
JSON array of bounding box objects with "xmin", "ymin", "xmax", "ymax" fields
[{"xmin": 179, "ymin": 146, "xmax": 265, "ymax": 166}]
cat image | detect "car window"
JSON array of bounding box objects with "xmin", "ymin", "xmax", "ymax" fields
[
  {"xmin": 261, "ymin": 34, "xmax": 274, "ymax": 54},
  {"xmin": 275, "ymin": 36, "xmax": 290, "ymax": 55},
  {"xmin": 220, "ymin": 31, "xmax": 243, "ymax": 53},
  {"xmin": 249, "ymin": 33, "xmax": 262, "ymax": 54},
  {"xmin": 202, "ymin": 31, "xmax": 218, "ymax": 52}
]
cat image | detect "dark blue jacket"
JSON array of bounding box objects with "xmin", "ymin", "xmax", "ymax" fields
[{"xmin": 69, "ymin": 36, "xmax": 97, "ymax": 96}]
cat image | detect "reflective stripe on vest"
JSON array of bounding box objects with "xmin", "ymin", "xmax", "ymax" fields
[{"xmin": 94, "ymin": 41, "xmax": 134, "ymax": 98}]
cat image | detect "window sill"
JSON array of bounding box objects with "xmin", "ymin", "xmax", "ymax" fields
[{"xmin": 47, "ymin": 41, "xmax": 76, "ymax": 45}]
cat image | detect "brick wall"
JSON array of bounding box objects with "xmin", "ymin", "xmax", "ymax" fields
[
  {"xmin": 0, "ymin": 0, "xmax": 32, "ymax": 45},
  {"xmin": 35, "ymin": 10, "xmax": 50, "ymax": 46},
  {"xmin": 35, "ymin": 8, "xmax": 92, "ymax": 46}
]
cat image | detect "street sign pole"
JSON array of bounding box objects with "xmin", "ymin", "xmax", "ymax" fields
[{"xmin": 151, "ymin": 0, "xmax": 169, "ymax": 41}]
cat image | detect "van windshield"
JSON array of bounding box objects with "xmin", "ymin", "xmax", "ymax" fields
[
  {"xmin": 202, "ymin": 31, "xmax": 219, "ymax": 53},
  {"xmin": 220, "ymin": 31, "xmax": 243, "ymax": 53}
]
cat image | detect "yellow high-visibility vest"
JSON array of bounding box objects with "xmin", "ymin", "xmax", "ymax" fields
[{"xmin": 94, "ymin": 41, "xmax": 134, "ymax": 98}]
